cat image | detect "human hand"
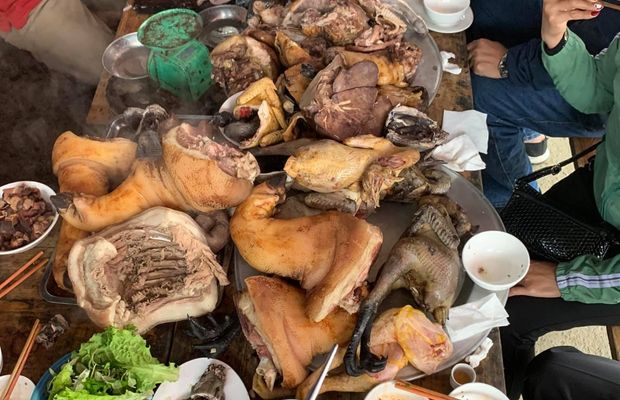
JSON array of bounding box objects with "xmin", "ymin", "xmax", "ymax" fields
[
  {"xmin": 509, "ymin": 260, "xmax": 561, "ymax": 298},
  {"xmin": 542, "ymin": 0, "xmax": 603, "ymax": 49},
  {"xmin": 467, "ymin": 39, "xmax": 507, "ymax": 79}
]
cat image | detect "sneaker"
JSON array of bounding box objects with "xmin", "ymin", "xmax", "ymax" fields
[{"xmin": 525, "ymin": 138, "xmax": 550, "ymax": 164}]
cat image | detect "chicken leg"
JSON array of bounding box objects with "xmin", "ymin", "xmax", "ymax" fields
[{"xmin": 345, "ymin": 196, "xmax": 467, "ymax": 376}]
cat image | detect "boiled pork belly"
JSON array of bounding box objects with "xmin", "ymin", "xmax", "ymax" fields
[
  {"xmin": 237, "ymin": 276, "xmax": 355, "ymax": 392},
  {"xmin": 68, "ymin": 207, "xmax": 229, "ymax": 334},
  {"xmin": 230, "ymin": 180, "xmax": 383, "ymax": 322}
]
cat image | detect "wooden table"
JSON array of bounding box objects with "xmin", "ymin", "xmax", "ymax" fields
[{"xmin": 21, "ymin": 4, "xmax": 510, "ymax": 399}]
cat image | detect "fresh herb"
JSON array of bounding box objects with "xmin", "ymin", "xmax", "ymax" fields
[{"xmin": 48, "ymin": 327, "xmax": 178, "ymax": 400}]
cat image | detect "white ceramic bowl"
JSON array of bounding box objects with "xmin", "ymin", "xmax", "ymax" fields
[
  {"xmin": 423, "ymin": 0, "xmax": 470, "ymax": 27},
  {"xmin": 364, "ymin": 381, "xmax": 428, "ymax": 400},
  {"xmin": 0, "ymin": 181, "xmax": 59, "ymax": 256},
  {"xmin": 450, "ymin": 382, "xmax": 509, "ymax": 400},
  {"xmin": 0, "ymin": 375, "xmax": 35, "ymax": 399},
  {"xmin": 462, "ymin": 231, "xmax": 529, "ymax": 292}
]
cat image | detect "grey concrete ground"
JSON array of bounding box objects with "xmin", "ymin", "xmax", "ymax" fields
[{"xmin": 533, "ymin": 138, "xmax": 611, "ymax": 358}]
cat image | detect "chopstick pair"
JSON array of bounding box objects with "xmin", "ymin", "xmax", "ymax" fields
[
  {"xmin": 395, "ymin": 380, "xmax": 458, "ymax": 400},
  {"xmin": 1, "ymin": 319, "xmax": 41, "ymax": 400},
  {"xmin": 601, "ymin": 1, "xmax": 620, "ymax": 11},
  {"xmin": 0, "ymin": 251, "xmax": 47, "ymax": 300}
]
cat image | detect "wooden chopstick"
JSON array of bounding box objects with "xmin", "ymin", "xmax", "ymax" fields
[
  {"xmin": 0, "ymin": 258, "xmax": 48, "ymax": 300},
  {"xmin": 0, "ymin": 251, "xmax": 43, "ymax": 293},
  {"xmin": 1, "ymin": 319, "xmax": 41, "ymax": 400},
  {"xmin": 395, "ymin": 380, "xmax": 458, "ymax": 400},
  {"xmin": 601, "ymin": 1, "xmax": 620, "ymax": 11}
]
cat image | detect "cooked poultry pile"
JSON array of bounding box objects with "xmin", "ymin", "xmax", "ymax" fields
[
  {"xmin": 42, "ymin": 1, "xmax": 485, "ymax": 396},
  {"xmin": 230, "ymin": 179, "xmax": 383, "ymax": 322},
  {"xmin": 68, "ymin": 207, "xmax": 228, "ymax": 334},
  {"xmin": 212, "ymin": 0, "xmax": 430, "ymax": 148},
  {"xmin": 52, "ymin": 122, "xmax": 259, "ymax": 232},
  {"xmin": 345, "ymin": 195, "xmax": 472, "ymax": 376}
]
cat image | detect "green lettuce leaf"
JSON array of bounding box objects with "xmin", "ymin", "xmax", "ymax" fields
[
  {"xmin": 49, "ymin": 362, "xmax": 74, "ymax": 398},
  {"xmin": 48, "ymin": 327, "xmax": 178, "ymax": 399}
]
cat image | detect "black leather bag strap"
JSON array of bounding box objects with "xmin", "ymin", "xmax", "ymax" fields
[{"xmin": 516, "ymin": 141, "xmax": 601, "ymax": 186}]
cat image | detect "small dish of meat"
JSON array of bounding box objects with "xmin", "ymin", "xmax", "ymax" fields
[{"xmin": 0, "ymin": 181, "xmax": 59, "ymax": 255}]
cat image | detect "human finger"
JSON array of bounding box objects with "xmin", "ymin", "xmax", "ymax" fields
[{"xmin": 509, "ymin": 286, "xmax": 530, "ymax": 297}]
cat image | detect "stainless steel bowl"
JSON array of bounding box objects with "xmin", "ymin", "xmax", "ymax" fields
[
  {"xmin": 199, "ymin": 5, "xmax": 248, "ymax": 48},
  {"xmin": 102, "ymin": 32, "xmax": 150, "ymax": 79}
]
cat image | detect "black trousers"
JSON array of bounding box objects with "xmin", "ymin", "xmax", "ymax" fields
[
  {"xmin": 502, "ymin": 163, "xmax": 620, "ymax": 399},
  {"xmin": 523, "ymin": 346, "xmax": 620, "ymax": 400}
]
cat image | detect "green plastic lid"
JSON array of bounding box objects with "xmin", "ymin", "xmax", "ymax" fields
[{"xmin": 138, "ymin": 8, "xmax": 203, "ymax": 50}]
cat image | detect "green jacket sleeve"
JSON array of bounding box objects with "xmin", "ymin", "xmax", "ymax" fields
[
  {"xmin": 542, "ymin": 29, "xmax": 617, "ymax": 114},
  {"xmin": 556, "ymin": 255, "xmax": 620, "ymax": 304}
]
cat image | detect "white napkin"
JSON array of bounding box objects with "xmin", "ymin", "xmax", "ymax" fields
[
  {"xmin": 445, "ymin": 294, "xmax": 509, "ymax": 343},
  {"xmin": 441, "ymin": 51, "xmax": 462, "ymax": 75},
  {"xmin": 430, "ymin": 110, "xmax": 489, "ymax": 172}
]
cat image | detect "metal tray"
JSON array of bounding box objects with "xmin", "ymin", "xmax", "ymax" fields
[
  {"xmin": 40, "ymin": 254, "xmax": 77, "ymax": 305},
  {"xmin": 233, "ymin": 166, "xmax": 506, "ymax": 381}
]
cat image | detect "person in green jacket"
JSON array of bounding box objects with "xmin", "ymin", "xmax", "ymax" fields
[{"xmin": 499, "ymin": 0, "xmax": 620, "ymax": 398}]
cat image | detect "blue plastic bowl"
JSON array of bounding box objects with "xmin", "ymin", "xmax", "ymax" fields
[{"xmin": 31, "ymin": 353, "xmax": 71, "ymax": 400}]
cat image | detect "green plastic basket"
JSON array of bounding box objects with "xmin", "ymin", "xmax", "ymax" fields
[{"xmin": 138, "ymin": 8, "xmax": 212, "ymax": 101}]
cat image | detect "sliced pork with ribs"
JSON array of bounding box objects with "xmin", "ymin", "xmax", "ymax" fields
[{"xmin": 68, "ymin": 207, "xmax": 229, "ymax": 334}]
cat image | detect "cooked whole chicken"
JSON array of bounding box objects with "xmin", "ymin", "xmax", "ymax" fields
[
  {"xmin": 68, "ymin": 207, "xmax": 229, "ymax": 334},
  {"xmin": 284, "ymin": 135, "xmax": 420, "ymax": 213},
  {"xmin": 230, "ymin": 179, "xmax": 383, "ymax": 322},
  {"xmin": 237, "ymin": 276, "xmax": 356, "ymax": 393},
  {"xmin": 345, "ymin": 195, "xmax": 470, "ymax": 376},
  {"xmin": 52, "ymin": 123, "xmax": 259, "ymax": 232},
  {"xmin": 294, "ymin": 306, "xmax": 453, "ymax": 399}
]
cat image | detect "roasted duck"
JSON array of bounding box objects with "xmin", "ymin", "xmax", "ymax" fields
[
  {"xmin": 284, "ymin": 135, "xmax": 420, "ymax": 213},
  {"xmin": 68, "ymin": 207, "xmax": 229, "ymax": 333},
  {"xmin": 295, "ymin": 306, "xmax": 453, "ymax": 398},
  {"xmin": 237, "ymin": 276, "xmax": 356, "ymax": 393},
  {"xmin": 52, "ymin": 123, "xmax": 259, "ymax": 232},
  {"xmin": 51, "ymin": 131, "xmax": 137, "ymax": 289},
  {"xmin": 230, "ymin": 179, "xmax": 383, "ymax": 322},
  {"xmin": 345, "ymin": 195, "xmax": 470, "ymax": 376}
]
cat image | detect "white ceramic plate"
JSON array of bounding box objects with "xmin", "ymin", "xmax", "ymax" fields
[
  {"xmin": 364, "ymin": 381, "xmax": 427, "ymax": 400},
  {"xmin": 450, "ymin": 382, "xmax": 509, "ymax": 400},
  {"xmin": 409, "ymin": 1, "xmax": 474, "ymax": 34},
  {"xmin": 0, "ymin": 181, "xmax": 59, "ymax": 256},
  {"xmin": 153, "ymin": 358, "xmax": 250, "ymax": 400},
  {"xmin": 0, "ymin": 375, "xmax": 34, "ymax": 399}
]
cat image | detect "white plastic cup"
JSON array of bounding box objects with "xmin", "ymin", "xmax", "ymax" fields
[
  {"xmin": 450, "ymin": 363, "xmax": 477, "ymax": 389},
  {"xmin": 423, "ymin": 0, "xmax": 470, "ymax": 27}
]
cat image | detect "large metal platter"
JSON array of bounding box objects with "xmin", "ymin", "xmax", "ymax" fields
[{"xmin": 234, "ymin": 166, "xmax": 506, "ymax": 381}]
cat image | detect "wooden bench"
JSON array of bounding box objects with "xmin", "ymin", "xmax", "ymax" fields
[{"xmin": 569, "ymin": 137, "xmax": 620, "ymax": 361}]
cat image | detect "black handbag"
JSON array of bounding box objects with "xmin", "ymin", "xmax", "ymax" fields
[{"xmin": 500, "ymin": 142, "xmax": 620, "ymax": 262}]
